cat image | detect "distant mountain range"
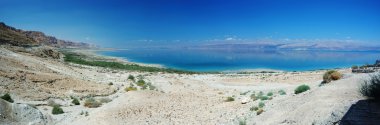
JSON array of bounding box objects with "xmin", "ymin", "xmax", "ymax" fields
[
  {"xmin": 0, "ymin": 22, "xmax": 95, "ymax": 48},
  {"xmin": 185, "ymin": 41, "xmax": 380, "ymax": 51}
]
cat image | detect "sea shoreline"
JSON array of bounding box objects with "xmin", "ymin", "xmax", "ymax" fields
[{"xmin": 69, "ymin": 48, "xmax": 352, "ymax": 74}]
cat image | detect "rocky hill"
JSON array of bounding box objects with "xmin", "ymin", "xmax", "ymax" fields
[
  {"xmin": 0, "ymin": 22, "xmax": 37, "ymax": 46},
  {"xmin": 0, "ymin": 22, "xmax": 95, "ymax": 48}
]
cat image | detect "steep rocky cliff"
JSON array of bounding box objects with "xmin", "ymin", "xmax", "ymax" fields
[
  {"xmin": 0, "ymin": 22, "xmax": 95, "ymax": 48},
  {"xmin": 0, "ymin": 22, "xmax": 37, "ymax": 46}
]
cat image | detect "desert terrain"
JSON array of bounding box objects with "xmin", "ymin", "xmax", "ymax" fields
[{"xmin": 0, "ymin": 44, "xmax": 367, "ymax": 125}]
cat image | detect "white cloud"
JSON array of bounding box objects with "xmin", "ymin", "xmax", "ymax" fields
[{"xmin": 225, "ymin": 37, "xmax": 236, "ymax": 41}]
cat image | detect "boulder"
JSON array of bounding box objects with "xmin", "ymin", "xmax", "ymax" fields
[{"xmin": 0, "ymin": 99, "xmax": 47, "ymax": 125}]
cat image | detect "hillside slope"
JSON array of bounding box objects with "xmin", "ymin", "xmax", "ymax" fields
[
  {"xmin": 0, "ymin": 22, "xmax": 94, "ymax": 48},
  {"xmin": 0, "ymin": 22, "xmax": 38, "ymax": 46}
]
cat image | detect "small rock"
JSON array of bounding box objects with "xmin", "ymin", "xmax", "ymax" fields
[{"xmin": 241, "ymin": 97, "xmax": 249, "ymax": 104}]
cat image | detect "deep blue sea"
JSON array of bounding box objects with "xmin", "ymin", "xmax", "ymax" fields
[{"xmin": 98, "ymin": 48, "xmax": 380, "ymax": 72}]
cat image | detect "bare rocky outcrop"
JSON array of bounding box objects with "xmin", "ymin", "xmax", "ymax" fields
[
  {"xmin": 0, "ymin": 99, "xmax": 49, "ymax": 125},
  {"xmin": 0, "ymin": 22, "xmax": 95, "ymax": 48},
  {"xmin": 31, "ymin": 46, "xmax": 62, "ymax": 59},
  {"xmin": 0, "ymin": 23, "xmax": 37, "ymax": 46}
]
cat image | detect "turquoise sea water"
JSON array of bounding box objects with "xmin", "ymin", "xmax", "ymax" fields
[{"xmin": 98, "ymin": 48, "xmax": 380, "ymax": 72}]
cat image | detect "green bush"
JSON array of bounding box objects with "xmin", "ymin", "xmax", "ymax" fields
[
  {"xmin": 250, "ymin": 106, "xmax": 259, "ymax": 111},
  {"xmin": 278, "ymin": 90, "xmax": 286, "ymax": 95},
  {"xmin": 137, "ymin": 79, "xmax": 146, "ymax": 86},
  {"xmin": 267, "ymin": 92, "xmax": 273, "ymax": 96},
  {"xmin": 260, "ymin": 96, "xmax": 269, "ymax": 100},
  {"xmin": 72, "ymin": 98, "xmax": 80, "ymax": 105},
  {"xmin": 323, "ymin": 70, "xmax": 342, "ymax": 83},
  {"xmin": 1, "ymin": 93, "xmax": 14, "ymax": 103},
  {"xmin": 239, "ymin": 119, "xmax": 246, "ymax": 125},
  {"xmin": 295, "ymin": 84, "xmax": 310, "ymax": 94},
  {"xmin": 259, "ymin": 102, "xmax": 265, "ymax": 108},
  {"xmin": 128, "ymin": 75, "xmax": 135, "ymax": 81},
  {"xmin": 360, "ymin": 73, "xmax": 380, "ymax": 99},
  {"xmin": 52, "ymin": 105, "xmax": 64, "ymax": 115},
  {"xmin": 225, "ymin": 96, "xmax": 235, "ymax": 102},
  {"xmin": 84, "ymin": 98, "xmax": 101, "ymax": 108}
]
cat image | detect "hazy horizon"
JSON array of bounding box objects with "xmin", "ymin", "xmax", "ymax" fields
[{"xmin": 1, "ymin": 0, "xmax": 380, "ymax": 48}]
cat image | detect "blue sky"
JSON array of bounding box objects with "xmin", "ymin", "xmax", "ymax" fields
[{"xmin": 1, "ymin": 0, "xmax": 380, "ymax": 47}]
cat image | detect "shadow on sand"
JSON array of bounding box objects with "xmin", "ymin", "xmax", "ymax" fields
[{"xmin": 340, "ymin": 99, "xmax": 380, "ymax": 125}]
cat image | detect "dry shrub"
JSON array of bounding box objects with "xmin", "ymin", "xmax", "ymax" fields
[
  {"xmin": 330, "ymin": 71, "xmax": 342, "ymax": 80},
  {"xmin": 256, "ymin": 109, "xmax": 264, "ymax": 115},
  {"xmin": 84, "ymin": 98, "xmax": 101, "ymax": 108},
  {"xmin": 99, "ymin": 97, "xmax": 112, "ymax": 103},
  {"xmin": 323, "ymin": 70, "xmax": 342, "ymax": 83}
]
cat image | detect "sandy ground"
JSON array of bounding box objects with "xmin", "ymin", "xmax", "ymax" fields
[{"xmin": 0, "ymin": 46, "xmax": 367, "ymax": 125}]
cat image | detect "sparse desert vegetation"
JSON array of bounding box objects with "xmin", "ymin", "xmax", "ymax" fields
[
  {"xmin": 125, "ymin": 86, "xmax": 137, "ymax": 92},
  {"xmin": 239, "ymin": 119, "xmax": 247, "ymax": 125},
  {"xmin": 267, "ymin": 92, "xmax": 273, "ymax": 96},
  {"xmin": 1, "ymin": 93, "xmax": 14, "ymax": 103},
  {"xmin": 295, "ymin": 84, "xmax": 310, "ymax": 94},
  {"xmin": 225, "ymin": 96, "xmax": 235, "ymax": 102},
  {"xmin": 260, "ymin": 96, "xmax": 269, "ymax": 100},
  {"xmin": 128, "ymin": 75, "xmax": 135, "ymax": 82},
  {"xmin": 250, "ymin": 93, "xmax": 257, "ymax": 101},
  {"xmin": 360, "ymin": 73, "xmax": 380, "ymax": 99},
  {"xmin": 52, "ymin": 105, "xmax": 64, "ymax": 115},
  {"xmin": 250, "ymin": 106, "xmax": 259, "ymax": 111},
  {"xmin": 137, "ymin": 79, "xmax": 146, "ymax": 86},
  {"xmin": 84, "ymin": 98, "xmax": 102, "ymax": 108},
  {"xmin": 71, "ymin": 97, "xmax": 80, "ymax": 105},
  {"xmin": 322, "ymin": 70, "xmax": 342, "ymax": 83},
  {"xmin": 240, "ymin": 91, "xmax": 250, "ymax": 95},
  {"xmin": 278, "ymin": 90, "xmax": 286, "ymax": 95},
  {"xmin": 98, "ymin": 97, "xmax": 112, "ymax": 103},
  {"xmin": 259, "ymin": 102, "xmax": 265, "ymax": 108},
  {"xmin": 256, "ymin": 108, "xmax": 264, "ymax": 115}
]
